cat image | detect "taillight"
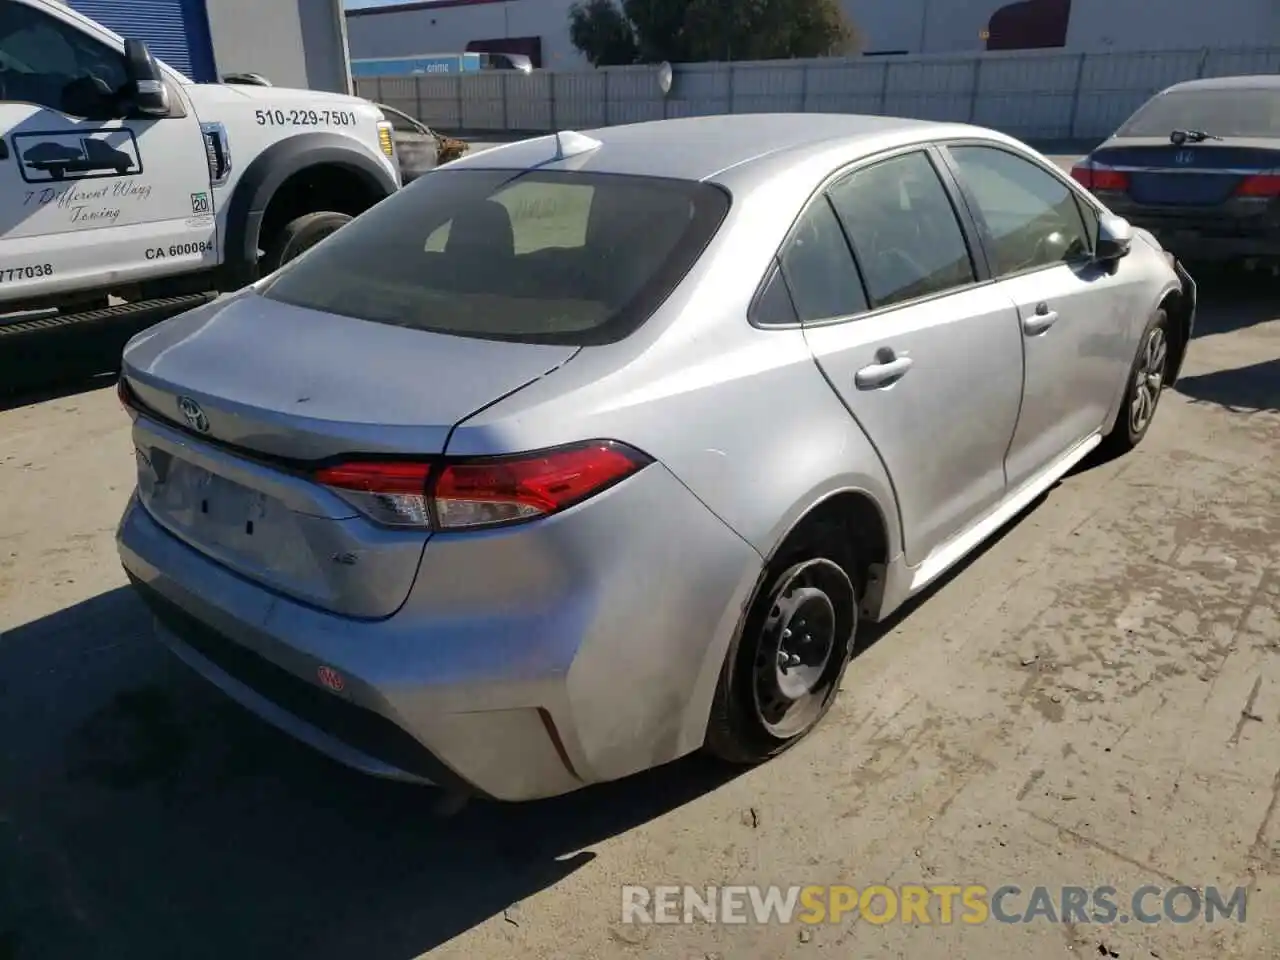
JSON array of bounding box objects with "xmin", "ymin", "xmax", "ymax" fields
[
  {"xmin": 313, "ymin": 460, "xmax": 434, "ymax": 527},
  {"xmin": 1236, "ymin": 173, "xmax": 1280, "ymax": 197},
  {"xmin": 1073, "ymin": 162, "xmax": 1128, "ymax": 193},
  {"xmin": 313, "ymin": 440, "xmax": 652, "ymax": 531},
  {"xmin": 117, "ymin": 376, "xmax": 138, "ymax": 417}
]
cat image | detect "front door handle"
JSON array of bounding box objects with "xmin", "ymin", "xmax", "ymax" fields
[
  {"xmin": 855, "ymin": 354, "xmax": 914, "ymax": 390},
  {"xmin": 1022, "ymin": 303, "xmax": 1058, "ymax": 335}
]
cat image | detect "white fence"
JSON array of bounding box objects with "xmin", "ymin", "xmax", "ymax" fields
[{"xmin": 356, "ymin": 45, "xmax": 1280, "ymax": 142}]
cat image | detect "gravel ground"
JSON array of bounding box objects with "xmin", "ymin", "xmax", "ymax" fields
[{"xmin": 0, "ymin": 262, "xmax": 1277, "ymax": 957}]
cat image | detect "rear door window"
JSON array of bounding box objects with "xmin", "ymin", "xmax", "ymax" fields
[
  {"xmin": 946, "ymin": 145, "xmax": 1090, "ymax": 277},
  {"xmin": 777, "ymin": 199, "xmax": 868, "ymax": 322},
  {"xmin": 261, "ymin": 169, "xmax": 730, "ymax": 346},
  {"xmin": 827, "ymin": 151, "xmax": 976, "ymax": 310}
]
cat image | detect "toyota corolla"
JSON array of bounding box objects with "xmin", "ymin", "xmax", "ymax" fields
[{"xmin": 116, "ymin": 114, "xmax": 1195, "ymax": 802}]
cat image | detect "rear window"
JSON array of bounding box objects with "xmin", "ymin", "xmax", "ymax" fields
[
  {"xmin": 259, "ymin": 168, "xmax": 731, "ymax": 346},
  {"xmin": 1117, "ymin": 88, "xmax": 1280, "ymax": 139}
]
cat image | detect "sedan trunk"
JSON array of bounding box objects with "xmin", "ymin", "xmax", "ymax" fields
[{"xmin": 121, "ymin": 291, "xmax": 578, "ymax": 618}]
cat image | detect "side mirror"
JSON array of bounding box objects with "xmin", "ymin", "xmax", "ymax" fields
[
  {"xmin": 1095, "ymin": 214, "xmax": 1133, "ymax": 262},
  {"xmin": 124, "ymin": 38, "xmax": 170, "ymax": 116}
]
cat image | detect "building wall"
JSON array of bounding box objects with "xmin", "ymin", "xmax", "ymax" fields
[
  {"xmin": 349, "ymin": 0, "xmax": 1280, "ymax": 69},
  {"xmin": 347, "ymin": 0, "xmax": 585, "ymax": 69},
  {"xmin": 205, "ymin": 0, "xmax": 353, "ymax": 92}
]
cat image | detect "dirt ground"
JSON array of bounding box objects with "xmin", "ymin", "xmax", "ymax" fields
[{"xmin": 0, "ymin": 267, "xmax": 1277, "ymax": 960}]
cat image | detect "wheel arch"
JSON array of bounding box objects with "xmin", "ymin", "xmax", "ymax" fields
[
  {"xmin": 221, "ymin": 133, "xmax": 397, "ymax": 286},
  {"xmin": 1158, "ymin": 275, "xmax": 1194, "ymax": 387},
  {"xmin": 759, "ymin": 485, "xmax": 899, "ymax": 621}
]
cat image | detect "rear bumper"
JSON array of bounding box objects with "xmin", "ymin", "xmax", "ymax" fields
[
  {"xmin": 1115, "ymin": 207, "xmax": 1280, "ymax": 262},
  {"xmin": 116, "ymin": 461, "xmax": 763, "ymax": 801}
]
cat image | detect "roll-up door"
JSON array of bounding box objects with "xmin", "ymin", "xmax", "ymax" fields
[{"xmin": 65, "ymin": 0, "xmax": 216, "ymax": 81}]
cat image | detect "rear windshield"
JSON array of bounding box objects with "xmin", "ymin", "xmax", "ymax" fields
[
  {"xmin": 1117, "ymin": 88, "xmax": 1280, "ymax": 139},
  {"xmin": 259, "ymin": 168, "xmax": 731, "ymax": 346}
]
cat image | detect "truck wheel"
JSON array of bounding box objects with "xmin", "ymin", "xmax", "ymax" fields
[{"xmin": 260, "ymin": 211, "xmax": 352, "ymax": 274}]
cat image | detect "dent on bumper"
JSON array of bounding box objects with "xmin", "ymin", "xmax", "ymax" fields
[{"xmin": 117, "ymin": 462, "xmax": 763, "ymax": 801}]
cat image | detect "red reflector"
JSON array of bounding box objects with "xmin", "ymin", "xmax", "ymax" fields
[
  {"xmin": 1069, "ymin": 164, "xmax": 1092, "ymax": 187},
  {"xmin": 1236, "ymin": 173, "xmax": 1280, "ymax": 197},
  {"xmin": 434, "ymin": 441, "xmax": 649, "ymax": 528},
  {"xmin": 313, "ymin": 461, "xmax": 431, "ymax": 494}
]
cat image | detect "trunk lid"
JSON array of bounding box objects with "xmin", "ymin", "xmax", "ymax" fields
[
  {"xmin": 1092, "ymin": 138, "xmax": 1280, "ymax": 207},
  {"xmin": 122, "ymin": 291, "xmax": 577, "ymax": 618}
]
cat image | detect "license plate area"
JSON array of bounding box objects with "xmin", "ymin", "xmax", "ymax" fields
[{"xmin": 136, "ymin": 446, "xmax": 295, "ymax": 564}]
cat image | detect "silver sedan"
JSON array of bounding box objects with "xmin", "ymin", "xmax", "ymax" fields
[{"xmin": 115, "ymin": 114, "xmax": 1195, "ymax": 801}]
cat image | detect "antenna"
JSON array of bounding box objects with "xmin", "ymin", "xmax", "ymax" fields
[{"xmin": 553, "ymin": 130, "xmax": 603, "ymax": 160}]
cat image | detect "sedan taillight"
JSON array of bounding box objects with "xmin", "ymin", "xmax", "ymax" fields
[
  {"xmin": 313, "ymin": 440, "xmax": 652, "ymax": 531},
  {"xmin": 1071, "ymin": 161, "xmax": 1128, "ymax": 193},
  {"xmin": 1235, "ymin": 173, "xmax": 1280, "ymax": 197}
]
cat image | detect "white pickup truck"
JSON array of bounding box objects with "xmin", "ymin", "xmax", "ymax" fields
[{"xmin": 0, "ymin": 0, "xmax": 400, "ymax": 391}]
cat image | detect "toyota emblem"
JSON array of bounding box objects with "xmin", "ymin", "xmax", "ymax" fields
[
  {"xmin": 176, "ymin": 395, "xmax": 210, "ymax": 434},
  {"xmin": 316, "ymin": 665, "xmax": 345, "ymax": 692}
]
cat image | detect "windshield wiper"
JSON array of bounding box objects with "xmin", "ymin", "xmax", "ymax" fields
[{"xmin": 1169, "ymin": 128, "xmax": 1223, "ymax": 145}]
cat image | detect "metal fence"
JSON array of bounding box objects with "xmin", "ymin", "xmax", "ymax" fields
[{"xmin": 356, "ymin": 45, "xmax": 1280, "ymax": 142}]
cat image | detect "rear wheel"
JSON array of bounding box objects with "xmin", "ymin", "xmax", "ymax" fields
[
  {"xmin": 705, "ymin": 535, "xmax": 861, "ymax": 764},
  {"xmin": 259, "ymin": 211, "xmax": 352, "ymax": 274},
  {"xmin": 1102, "ymin": 306, "xmax": 1170, "ymax": 456}
]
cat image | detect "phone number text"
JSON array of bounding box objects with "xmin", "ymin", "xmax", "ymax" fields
[{"xmin": 255, "ymin": 108, "xmax": 358, "ymax": 127}]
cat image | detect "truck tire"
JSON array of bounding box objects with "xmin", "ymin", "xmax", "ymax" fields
[{"xmin": 260, "ymin": 211, "xmax": 351, "ymax": 274}]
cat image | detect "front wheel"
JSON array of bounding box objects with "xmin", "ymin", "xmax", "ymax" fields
[
  {"xmin": 259, "ymin": 211, "xmax": 352, "ymax": 275},
  {"xmin": 1102, "ymin": 307, "xmax": 1171, "ymax": 456},
  {"xmin": 705, "ymin": 544, "xmax": 860, "ymax": 765}
]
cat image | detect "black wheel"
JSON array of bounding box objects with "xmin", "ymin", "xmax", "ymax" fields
[
  {"xmin": 259, "ymin": 211, "xmax": 352, "ymax": 274},
  {"xmin": 705, "ymin": 538, "xmax": 861, "ymax": 765},
  {"xmin": 1102, "ymin": 307, "xmax": 1170, "ymax": 456}
]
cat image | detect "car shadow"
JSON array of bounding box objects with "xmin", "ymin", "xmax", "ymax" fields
[
  {"xmin": 0, "ymin": 587, "xmax": 744, "ymax": 960},
  {"xmin": 1175, "ymin": 358, "xmax": 1280, "ymax": 415},
  {"xmin": 1183, "ymin": 264, "xmax": 1278, "ymax": 339},
  {"xmin": 0, "ymin": 370, "xmax": 117, "ymax": 413}
]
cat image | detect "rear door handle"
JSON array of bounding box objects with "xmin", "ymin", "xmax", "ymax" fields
[
  {"xmin": 1022, "ymin": 304, "xmax": 1058, "ymax": 335},
  {"xmin": 855, "ymin": 355, "xmax": 913, "ymax": 390}
]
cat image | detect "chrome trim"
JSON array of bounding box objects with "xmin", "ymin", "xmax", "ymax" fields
[
  {"xmin": 1090, "ymin": 163, "xmax": 1275, "ymax": 176},
  {"xmin": 200, "ymin": 121, "xmax": 232, "ymax": 186}
]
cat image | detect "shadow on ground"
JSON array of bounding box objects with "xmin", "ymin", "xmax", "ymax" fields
[
  {"xmin": 1176, "ymin": 358, "xmax": 1280, "ymax": 414},
  {"xmin": 1184, "ymin": 264, "xmax": 1278, "ymax": 339},
  {"xmin": 0, "ymin": 588, "xmax": 742, "ymax": 960},
  {"xmin": 0, "ymin": 482, "xmax": 1057, "ymax": 960},
  {"xmin": 0, "ymin": 371, "xmax": 117, "ymax": 414}
]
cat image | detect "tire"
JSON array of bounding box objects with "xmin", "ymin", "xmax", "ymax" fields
[
  {"xmin": 705, "ymin": 534, "xmax": 862, "ymax": 765},
  {"xmin": 259, "ymin": 211, "xmax": 352, "ymax": 274},
  {"xmin": 1101, "ymin": 306, "xmax": 1171, "ymax": 456}
]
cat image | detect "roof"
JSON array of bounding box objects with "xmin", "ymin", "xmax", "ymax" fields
[
  {"xmin": 448, "ymin": 113, "xmax": 980, "ymax": 182},
  {"xmin": 1166, "ymin": 74, "xmax": 1280, "ymax": 92}
]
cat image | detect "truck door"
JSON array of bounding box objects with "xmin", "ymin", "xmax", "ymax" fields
[{"xmin": 0, "ymin": 0, "xmax": 215, "ymax": 306}]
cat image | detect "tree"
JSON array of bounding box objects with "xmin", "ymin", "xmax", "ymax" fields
[
  {"xmin": 568, "ymin": 0, "xmax": 858, "ymax": 67},
  {"xmin": 568, "ymin": 0, "xmax": 639, "ymax": 66}
]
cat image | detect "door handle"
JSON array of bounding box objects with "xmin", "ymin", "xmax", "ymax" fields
[
  {"xmin": 1022, "ymin": 303, "xmax": 1058, "ymax": 335},
  {"xmin": 855, "ymin": 354, "xmax": 914, "ymax": 390}
]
